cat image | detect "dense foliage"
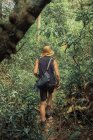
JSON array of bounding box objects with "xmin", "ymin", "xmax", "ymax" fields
[{"xmin": 0, "ymin": 0, "xmax": 93, "ymax": 139}]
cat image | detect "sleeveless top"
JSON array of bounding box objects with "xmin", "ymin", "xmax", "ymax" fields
[{"xmin": 38, "ymin": 56, "xmax": 56, "ymax": 86}]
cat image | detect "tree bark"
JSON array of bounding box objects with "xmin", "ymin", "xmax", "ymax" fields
[
  {"xmin": 0, "ymin": 0, "xmax": 2, "ymax": 19},
  {"xmin": 0, "ymin": 0, "xmax": 51, "ymax": 62}
]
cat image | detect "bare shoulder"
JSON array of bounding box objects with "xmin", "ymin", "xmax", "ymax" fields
[{"xmin": 53, "ymin": 58, "xmax": 58, "ymax": 65}]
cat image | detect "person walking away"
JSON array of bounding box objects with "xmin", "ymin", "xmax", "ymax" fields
[{"xmin": 34, "ymin": 46, "xmax": 60, "ymax": 125}]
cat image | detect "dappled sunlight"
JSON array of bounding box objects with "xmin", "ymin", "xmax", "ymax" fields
[{"xmin": 0, "ymin": 0, "xmax": 93, "ymax": 139}]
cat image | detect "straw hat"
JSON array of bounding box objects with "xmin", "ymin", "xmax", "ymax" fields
[{"xmin": 41, "ymin": 46, "xmax": 54, "ymax": 56}]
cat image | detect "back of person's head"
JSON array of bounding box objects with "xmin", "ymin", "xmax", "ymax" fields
[{"xmin": 41, "ymin": 46, "xmax": 54, "ymax": 56}]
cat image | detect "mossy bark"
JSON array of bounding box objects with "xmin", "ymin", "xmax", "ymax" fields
[
  {"xmin": 0, "ymin": 0, "xmax": 51, "ymax": 62},
  {"xmin": 0, "ymin": 0, "xmax": 2, "ymax": 19}
]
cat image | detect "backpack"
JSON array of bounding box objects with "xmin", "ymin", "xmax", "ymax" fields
[{"xmin": 36, "ymin": 58, "xmax": 53, "ymax": 89}]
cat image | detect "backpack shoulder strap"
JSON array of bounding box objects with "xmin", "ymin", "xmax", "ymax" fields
[{"xmin": 46, "ymin": 57, "xmax": 53, "ymax": 71}]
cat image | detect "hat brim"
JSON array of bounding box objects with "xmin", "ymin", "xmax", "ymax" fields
[{"xmin": 41, "ymin": 50, "xmax": 54, "ymax": 56}]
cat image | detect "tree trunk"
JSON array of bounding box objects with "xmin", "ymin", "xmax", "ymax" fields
[
  {"xmin": 13, "ymin": 0, "xmax": 27, "ymax": 12},
  {"xmin": 0, "ymin": 0, "xmax": 2, "ymax": 19},
  {"xmin": 0, "ymin": 0, "xmax": 51, "ymax": 62}
]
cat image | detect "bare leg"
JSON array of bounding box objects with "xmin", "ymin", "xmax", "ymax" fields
[
  {"xmin": 46, "ymin": 88, "xmax": 55, "ymax": 117},
  {"xmin": 47, "ymin": 87, "xmax": 55, "ymax": 108},
  {"xmin": 40, "ymin": 101, "xmax": 46, "ymax": 122},
  {"xmin": 47, "ymin": 93, "xmax": 53, "ymax": 108}
]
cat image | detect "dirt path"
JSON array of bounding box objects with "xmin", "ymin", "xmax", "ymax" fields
[
  {"xmin": 41, "ymin": 116, "xmax": 60, "ymax": 140},
  {"xmin": 40, "ymin": 91, "xmax": 62, "ymax": 140}
]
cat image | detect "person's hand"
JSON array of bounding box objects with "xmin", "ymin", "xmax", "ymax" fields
[
  {"xmin": 55, "ymin": 80, "xmax": 60, "ymax": 89},
  {"xmin": 34, "ymin": 73, "xmax": 39, "ymax": 78}
]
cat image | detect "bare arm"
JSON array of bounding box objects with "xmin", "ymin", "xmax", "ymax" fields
[
  {"xmin": 34, "ymin": 59, "xmax": 39, "ymax": 77},
  {"xmin": 53, "ymin": 60, "xmax": 60, "ymax": 81}
]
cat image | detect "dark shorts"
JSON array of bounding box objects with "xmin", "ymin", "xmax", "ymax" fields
[{"xmin": 40, "ymin": 86, "xmax": 55, "ymax": 101}]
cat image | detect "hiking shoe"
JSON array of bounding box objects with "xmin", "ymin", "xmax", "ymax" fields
[
  {"xmin": 40, "ymin": 120, "xmax": 46, "ymax": 128},
  {"xmin": 46, "ymin": 105, "xmax": 53, "ymax": 118}
]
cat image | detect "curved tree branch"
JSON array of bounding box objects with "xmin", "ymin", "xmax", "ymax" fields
[{"xmin": 0, "ymin": 0, "xmax": 51, "ymax": 62}]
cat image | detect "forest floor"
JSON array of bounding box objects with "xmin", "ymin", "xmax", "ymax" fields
[
  {"xmin": 37, "ymin": 91, "xmax": 93, "ymax": 140},
  {"xmin": 40, "ymin": 110, "xmax": 93, "ymax": 140}
]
